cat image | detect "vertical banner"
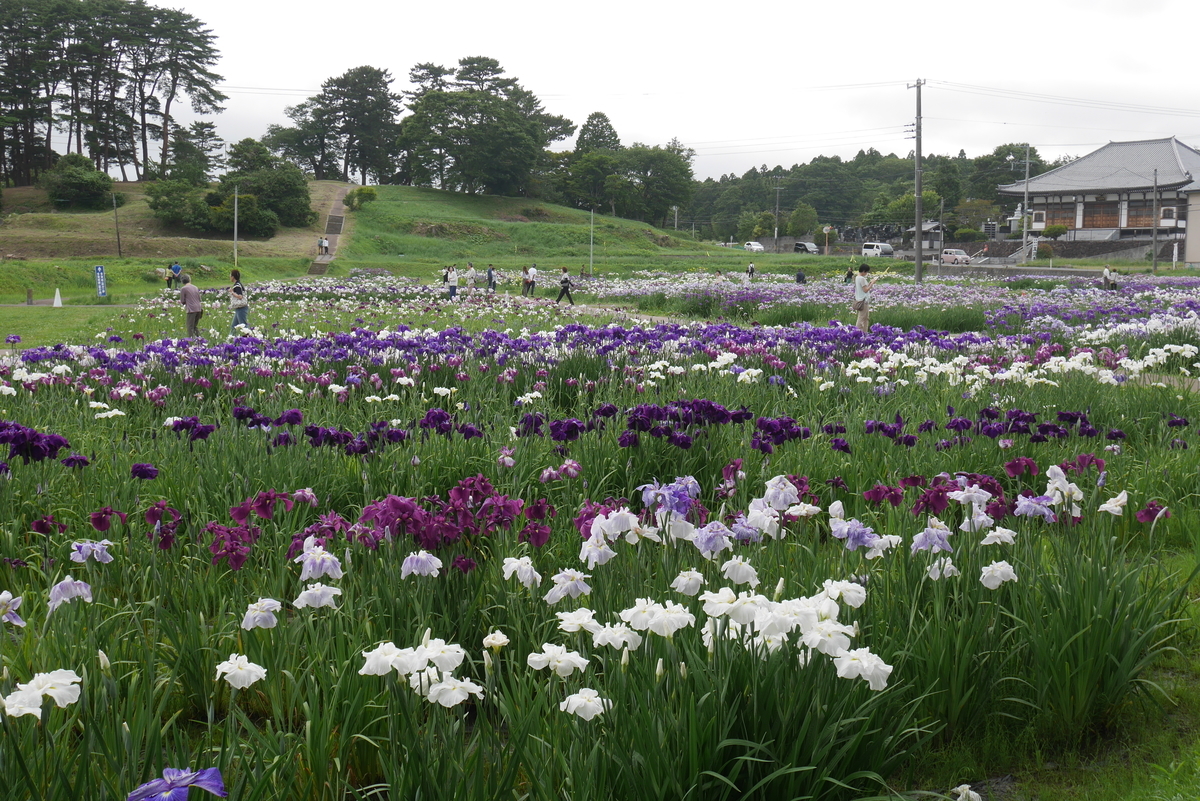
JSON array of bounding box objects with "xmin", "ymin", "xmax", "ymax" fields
[{"xmin": 95, "ymin": 265, "xmax": 107, "ymax": 298}]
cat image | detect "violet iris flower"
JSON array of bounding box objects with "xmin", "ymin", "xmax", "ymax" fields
[
  {"xmin": 0, "ymin": 590, "xmax": 25, "ymax": 627},
  {"xmin": 71, "ymin": 540, "xmax": 114, "ymax": 564},
  {"xmin": 1013, "ymin": 494, "xmax": 1057, "ymax": 523},
  {"xmin": 127, "ymin": 767, "xmax": 228, "ymax": 801}
]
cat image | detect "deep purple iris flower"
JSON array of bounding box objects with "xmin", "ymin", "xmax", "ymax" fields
[
  {"xmin": 127, "ymin": 767, "xmax": 227, "ymax": 801},
  {"xmin": 90, "ymin": 506, "xmax": 128, "ymax": 532},
  {"xmin": 131, "ymin": 463, "xmax": 159, "ymax": 480}
]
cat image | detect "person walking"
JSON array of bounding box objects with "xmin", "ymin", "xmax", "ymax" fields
[
  {"xmin": 746, "ymin": 262, "xmax": 755, "ymax": 282},
  {"xmin": 486, "ymin": 264, "xmax": 496, "ymax": 293},
  {"xmin": 555, "ymin": 266, "xmax": 575, "ymax": 305},
  {"xmin": 228, "ymin": 269, "xmax": 249, "ymax": 334},
  {"xmin": 527, "ymin": 264, "xmax": 538, "ymax": 296},
  {"xmin": 852, "ymin": 264, "xmax": 877, "ymax": 334},
  {"xmin": 180, "ymin": 274, "xmax": 203, "ymax": 338}
]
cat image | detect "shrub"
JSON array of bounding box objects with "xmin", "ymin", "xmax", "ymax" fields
[
  {"xmin": 345, "ymin": 186, "xmax": 379, "ymax": 211},
  {"xmin": 38, "ymin": 153, "xmax": 114, "ymax": 209},
  {"xmin": 1043, "ymin": 224, "xmax": 1069, "ymax": 240},
  {"xmin": 953, "ymin": 228, "xmax": 986, "ymax": 242}
]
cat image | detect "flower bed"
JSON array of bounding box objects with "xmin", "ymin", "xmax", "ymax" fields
[{"xmin": 1, "ymin": 276, "xmax": 1198, "ymax": 800}]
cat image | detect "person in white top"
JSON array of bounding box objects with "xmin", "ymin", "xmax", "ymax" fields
[
  {"xmin": 527, "ymin": 264, "xmax": 538, "ymax": 296},
  {"xmin": 447, "ymin": 266, "xmax": 459, "ymax": 300},
  {"xmin": 853, "ymin": 264, "xmax": 877, "ymax": 334},
  {"xmin": 465, "ymin": 263, "xmax": 477, "ymax": 293}
]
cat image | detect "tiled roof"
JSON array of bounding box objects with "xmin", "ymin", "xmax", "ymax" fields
[{"xmin": 998, "ymin": 137, "xmax": 1200, "ymax": 195}]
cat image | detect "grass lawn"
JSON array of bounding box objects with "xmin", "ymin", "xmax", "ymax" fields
[{"xmin": 0, "ymin": 305, "xmax": 129, "ymax": 347}]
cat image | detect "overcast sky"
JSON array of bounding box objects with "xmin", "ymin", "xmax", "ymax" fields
[{"xmin": 173, "ymin": 0, "xmax": 1200, "ymax": 181}]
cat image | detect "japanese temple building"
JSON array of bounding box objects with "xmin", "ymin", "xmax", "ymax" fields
[{"xmin": 998, "ymin": 137, "xmax": 1198, "ymax": 265}]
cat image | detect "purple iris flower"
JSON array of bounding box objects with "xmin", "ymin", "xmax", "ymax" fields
[
  {"xmin": 1013, "ymin": 494, "xmax": 1057, "ymax": 523},
  {"xmin": 841, "ymin": 520, "xmax": 880, "ymax": 552},
  {"xmin": 451, "ymin": 555, "xmax": 477, "ymax": 574},
  {"xmin": 693, "ymin": 522, "xmax": 733, "ymax": 558},
  {"xmin": 830, "ymin": 438, "xmax": 851, "ymax": 454},
  {"xmin": 131, "ymin": 463, "xmax": 159, "ymax": 480},
  {"xmin": 274, "ymin": 409, "xmax": 304, "ymax": 426},
  {"xmin": 71, "ymin": 540, "xmax": 114, "ymax": 564},
  {"xmin": 60, "ymin": 452, "xmax": 90, "ymax": 468},
  {"xmin": 127, "ymin": 767, "xmax": 228, "ymax": 801},
  {"xmin": 910, "ymin": 525, "xmax": 952, "ymax": 554}
]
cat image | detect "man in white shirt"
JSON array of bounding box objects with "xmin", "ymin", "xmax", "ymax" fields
[{"xmin": 527, "ymin": 264, "xmax": 538, "ymax": 296}]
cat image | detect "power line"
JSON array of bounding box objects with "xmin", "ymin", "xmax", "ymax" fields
[{"xmin": 932, "ymin": 81, "xmax": 1200, "ymax": 119}]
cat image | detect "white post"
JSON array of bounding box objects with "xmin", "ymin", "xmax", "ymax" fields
[{"xmin": 233, "ymin": 184, "xmax": 239, "ymax": 267}]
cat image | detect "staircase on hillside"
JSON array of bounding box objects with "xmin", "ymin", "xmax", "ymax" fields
[{"xmin": 308, "ymin": 190, "xmax": 349, "ymax": 275}]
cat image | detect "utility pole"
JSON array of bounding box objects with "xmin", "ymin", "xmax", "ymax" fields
[
  {"xmin": 233, "ymin": 184, "xmax": 239, "ymax": 267},
  {"xmin": 937, "ymin": 196, "xmax": 945, "ymax": 276},
  {"xmin": 1019, "ymin": 145, "xmax": 1031, "ymax": 265},
  {"xmin": 1152, "ymin": 168, "xmax": 1159, "ymax": 274},
  {"xmin": 774, "ymin": 184, "xmax": 783, "ymax": 253},
  {"xmin": 589, "ymin": 207, "xmax": 594, "ymax": 275},
  {"xmin": 112, "ymin": 192, "xmax": 122, "ymax": 258},
  {"xmin": 909, "ymin": 79, "xmax": 925, "ymax": 282}
]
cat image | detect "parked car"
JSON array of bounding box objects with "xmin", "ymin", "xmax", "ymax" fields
[
  {"xmin": 744, "ymin": 241, "xmax": 765, "ymax": 252},
  {"xmin": 861, "ymin": 242, "xmax": 894, "ymax": 257},
  {"xmin": 940, "ymin": 248, "xmax": 971, "ymax": 265},
  {"xmin": 794, "ymin": 242, "xmax": 820, "ymax": 254}
]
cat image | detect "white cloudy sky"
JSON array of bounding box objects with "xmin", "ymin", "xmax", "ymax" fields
[{"xmin": 173, "ymin": 0, "xmax": 1200, "ymax": 180}]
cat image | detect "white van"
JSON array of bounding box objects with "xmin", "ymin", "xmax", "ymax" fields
[
  {"xmin": 744, "ymin": 241, "xmax": 765, "ymax": 253},
  {"xmin": 861, "ymin": 242, "xmax": 893, "ymax": 257}
]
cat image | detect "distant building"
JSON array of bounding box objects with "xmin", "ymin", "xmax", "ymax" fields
[
  {"xmin": 998, "ymin": 137, "xmax": 1196, "ymax": 265},
  {"xmin": 905, "ymin": 221, "xmax": 945, "ymax": 251}
]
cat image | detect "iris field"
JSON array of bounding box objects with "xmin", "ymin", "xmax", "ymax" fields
[{"xmin": 1, "ymin": 271, "xmax": 1199, "ymax": 800}]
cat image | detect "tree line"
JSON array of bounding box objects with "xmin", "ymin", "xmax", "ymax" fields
[
  {"xmin": 0, "ymin": 0, "xmax": 223, "ymax": 187},
  {"xmin": 261, "ymin": 57, "xmax": 696, "ymax": 228},
  {"xmin": 685, "ymin": 144, "xmax": 1065, "ymax": 244}
]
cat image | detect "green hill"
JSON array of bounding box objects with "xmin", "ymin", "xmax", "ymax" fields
[
  {"xmin": 0, "ymin": 181, "xmax": 800, "ymax": 295},
  {"xmin": 339, "ymin": 185, "xmax": 712, "ymax": 275}
]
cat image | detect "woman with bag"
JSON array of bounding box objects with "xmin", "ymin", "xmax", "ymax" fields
[
  {"xmin": 228, "ymin": 269, "xmax": 249, "ymax": 334},
  {"xmin": 852, "ymin": 264, "xmax": 876, "ymax": 334}
]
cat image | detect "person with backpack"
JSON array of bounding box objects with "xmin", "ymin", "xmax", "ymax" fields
[
  {"xmin": 746, "ymin": 262, "xmax": 755, "ymax": 282},
  {"xmin": 555, "ymin": 266, "xmax": 575, "ymax": 306}
]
